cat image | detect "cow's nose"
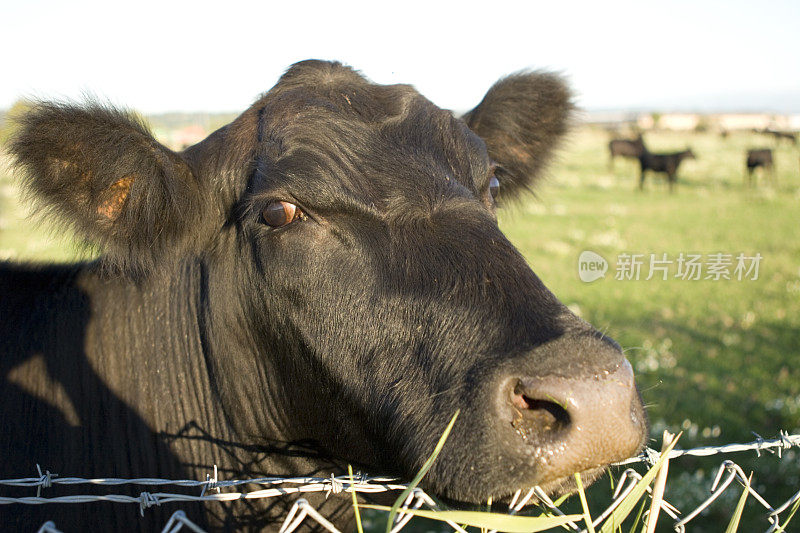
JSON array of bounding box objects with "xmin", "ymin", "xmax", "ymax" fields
[{"xmin": 504, "ymin": 359, "xmax": 645, "ymax": 481}]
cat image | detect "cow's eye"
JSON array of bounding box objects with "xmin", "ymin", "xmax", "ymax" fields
[
  {"xmin": 489, "ymin": 175, "xmax": 500, "ymax": 200},
  {"xmin": 260, "ymin": 201, "xmax": 304, "ymax": 227}
]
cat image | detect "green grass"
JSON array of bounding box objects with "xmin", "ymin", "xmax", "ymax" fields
[
  {"xmin": 2, "ymin": 125, "xmax": 799, "ymax": 531},
  {"xmin": 501, "ymin": 128, "xmax": 800, "ymax": 442},
  {"xmin": 499, "ymin": 127, "xmax": 800, "ymax": 530}
]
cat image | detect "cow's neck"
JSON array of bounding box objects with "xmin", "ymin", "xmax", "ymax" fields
[
  {"xmin": 85, "ymin": 259, "xmax": 345, "ymax": 480},
  {"xmin": 2, "ymin": 259, "xmax": 338, "ymax": 483},
  {"xmin": 66, "ymin": 261, "xmax": 244, "ymax": 478},
  {"xmin": 197, "ymin": 258, "xmax": 357, "ymax": 478},
  {"xmin": 1, "ymin": 259, "xmax": 353, "ymax": 527}
]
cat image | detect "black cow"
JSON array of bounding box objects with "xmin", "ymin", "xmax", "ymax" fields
[
  {"xmin": 638, "ymin": 148, "xmax": 696, "ymax": 193},
  {"xmin": 755, "ymin": 128, "xmax": 797, "ymax": 145},
  {"xmin": 745, "ymin": 148, "xmax": 775, "ymax": 188},
  {"xmin": 608, "ymin": 134, "xmax": 646, "ymax": 170},
  {"xmin": 1, "ymin": 60, "xmax": 647, "ymax": 531}
]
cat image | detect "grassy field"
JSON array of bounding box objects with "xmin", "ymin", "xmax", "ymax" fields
[
  {"xmin": 504, "ymin": 127, "xmax": 800, "ymax": 442},
  {"xmin": 1, "ymin": 125, "xmax": 799, "ymax": 530},
  {"xmin": 499, "ymin": 127, "xmax": 800, "ymax": 529}
]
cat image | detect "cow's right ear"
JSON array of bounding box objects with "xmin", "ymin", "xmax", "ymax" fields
[
  {"xmin": 10, "ymin": 102, "xmax": 210, "ymax": 277},
  {"xmin": 463, "ymin": 71, "xmax": 573, "ymax": 199}
]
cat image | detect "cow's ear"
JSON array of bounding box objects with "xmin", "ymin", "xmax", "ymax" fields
[
  {"xmin": 462, "ymin": 71, "xmax": 573, "ymax": 199},
  {"xmin": 10, "ymin": 102, "xmax": 209, "ymax": 277}
]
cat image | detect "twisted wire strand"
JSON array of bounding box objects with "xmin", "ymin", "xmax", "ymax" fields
[{"xmin": 2, "ymin": 432, "xmax": 797, "ymax": 533}]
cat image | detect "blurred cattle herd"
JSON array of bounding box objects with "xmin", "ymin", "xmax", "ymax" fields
[{"xmin": 607, "ymin": 127, "xmax": 796, "ymax": 192}]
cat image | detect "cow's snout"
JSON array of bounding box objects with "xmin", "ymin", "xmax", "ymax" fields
[{"xmin": 498, "ymin": 357, "xmax": 646, "ymax": 488}]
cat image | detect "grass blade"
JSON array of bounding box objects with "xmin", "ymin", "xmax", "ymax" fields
[
  {"xmin": 385, "ymin": 410, "xmax": 459, "ymax": 533},
  {"xmin": 365, "ymin": 504, "xmax": 583, "ymax": 533},
  {"xmin": 599, "ymin": 433, "xmax": 681, "ymax": 533},
  {"xmin": 348, "ymin": 464, "xmax": 363, "ymax": 533},
  {"xmin": 643, "ymin": 431, "xmax": 675, "ymax": 533},
  {"xmin": 774, "ymin": 494, "xmax": 800, "ymax": 533},
  {"xmin": 483, "ymin": 496, "xmax": 492, "ymax": 533},
  {"xmin": 627, "ymin": 497, "xmax": 647, "ymax": 533},
  {"xmin": 724, "ymin": 473, "xmax": 752, "ymax": 533},
  {"xmin": 575, "ymin": 472, "xmax": 596, "ymax": 533},
  {"xmin": 552, "ymin": 493, "xmax": 571, "ymax": 507}
]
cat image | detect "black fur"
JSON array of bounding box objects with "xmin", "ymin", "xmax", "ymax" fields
[
  {"xmin": 10, "ymin": 102, "xmax": 214, "ymax": 277},
  {"xmin": 608, "ymin": 134, "xmax": 645, "ymax": 170},
  {"xmin": 745, "ymin": 148, "xmax": 775, "ymax": 187},
  {"xmin": 462, "ymin": 71, "xmax": 573, "ymax": 198},
  {"xmin": 2, "ymin": 60, "xmax": 646, "ymax": 531},
  {"xmin": 638, "ymin": 148, "xmax": 696, "ymax": 192},
  {"xmin": 754, "ymin": 128, "xmax": 796, "ymax": 145}
]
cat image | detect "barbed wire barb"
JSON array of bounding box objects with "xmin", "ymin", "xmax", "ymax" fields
[
  {"xmin": 200, "ymin": 465, "xmax": 219, "ymax": 498},
  {"xmin": 35, "ymin": 465, "xmax": 53, "ymax": 498}
]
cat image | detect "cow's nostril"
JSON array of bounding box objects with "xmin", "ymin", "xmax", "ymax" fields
[
  {"xmin": 500, "ymin": 359, "xmax": 647, "ymax": 489},
  {"xmin": 510, "ymin": 380, "xmax": 571, "ymax": 440}
]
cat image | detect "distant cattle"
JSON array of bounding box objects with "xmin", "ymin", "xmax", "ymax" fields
[
  {"xmin": 638, "ymin": 148, "xmax": 696, "ymax": 192},
  {"xmin": 754, "ymin": 128, "xmax": 797, "ymax": 145},
  {"xmin": 608, "ymin": 134, "xmax": 646, "ymax": 170},
  {"xmin": 1, "ymin": 60, "xmax": 647, "ymax": 530},
  {"xmin": 746, "ymin": 148, "xmax": 775, "ymax": 187}
]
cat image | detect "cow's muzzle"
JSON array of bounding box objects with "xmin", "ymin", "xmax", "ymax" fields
[{"xmin": 498, "ymin": 356, "xmax": 647, "ymax": 492}]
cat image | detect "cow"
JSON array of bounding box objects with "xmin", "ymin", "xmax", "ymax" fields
[
  {"xmin": 745, "ymin": 148, "xmax": 775, "ymax": 188},
  {"xmin": 638, "ymin": 148, "xmax": 696, "ymax": 193},
  {"xmin": 1, "ymin": 60, "xmax": 647, "ymax": 531},
  {"xmin": 608, "ymin": 134, "xmax": 645, "ymax": 171},
  {"xmin": 754, "ymin": 128, "xmax": 797, "ymax": 145}
]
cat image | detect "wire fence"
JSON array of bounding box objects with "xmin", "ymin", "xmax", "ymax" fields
[{"xmin": 3, "ymin": 431, "xmax": 799, "ymax": 533}]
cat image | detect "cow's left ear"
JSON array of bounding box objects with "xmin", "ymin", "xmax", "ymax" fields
[
  {"xmin": 10, "ymin": 102, "xmax": 211, "ymax": 277},
  {"xmin": 462, "ymin": 71, "xmax": 573, "ymax": 199}
]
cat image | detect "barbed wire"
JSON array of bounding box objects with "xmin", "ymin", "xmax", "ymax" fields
[
  {"xmin": 3, "ymin": 431, "xmax": 799, "ymax": 533},
  {"xmin": 615, "ymin": 430, "xmax": 800, "ymax": 465}
]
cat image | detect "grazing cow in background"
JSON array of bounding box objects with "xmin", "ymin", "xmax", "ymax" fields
[
  {"xmin": 754, "ymin": 128, "xmax": 797, "ymax": 145},
  {"xmin": 1, "ymin": 60, "xmax": 647, "ymax": 531},
  {"xmin": 608, "ymin": 133, "xmax": 646, "ymax": 170},
  {"xmin": 746, "ymin": 148, "xmax": 775, "ymax": 187},
  {"xmin": 638, "ymin": 148, "xmax": 696, "ymax": 193},
  {"xmin": 773, "ymin": 130, "xmax": 797, "ymax": 144}
]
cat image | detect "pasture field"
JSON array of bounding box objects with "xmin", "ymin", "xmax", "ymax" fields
[
  {"xmin": 499, "ymin": 127, "xmax": 800, "ymax": 528},
  {"xmin": 504, "ymin": 127, "xmax": 800, "ymax": 442},
  {"xmin": 1, "ymin": 125, "xmax": 799, "ymax": 530}
]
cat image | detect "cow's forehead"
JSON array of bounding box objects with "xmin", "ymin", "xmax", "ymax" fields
[{"xmin": 241, "ymin": 63, "xmax": 492, "ymax": 211}]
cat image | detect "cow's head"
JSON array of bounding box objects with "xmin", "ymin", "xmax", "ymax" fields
[{"xmin": 11, "ymin": 60, "xmax": 647, "ymax": 503}]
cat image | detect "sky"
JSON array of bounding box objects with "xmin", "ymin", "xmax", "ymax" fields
[{"xmin": 1, "ymin": 0, "xmax": 799, "ymax": 115}]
